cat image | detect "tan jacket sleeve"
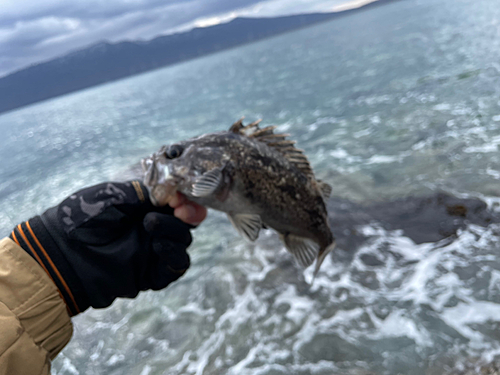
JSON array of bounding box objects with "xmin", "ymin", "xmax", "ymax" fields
[{"xmin": 0, "ymin": 238, "xmax": 73, "ymax": 375}]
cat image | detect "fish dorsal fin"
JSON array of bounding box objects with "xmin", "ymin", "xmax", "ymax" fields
[
  {"xmin": 191, "ymin": 167, "xmax": 223, "ymax": 197},
  {"xmin": 280, "ymin": 234, "xmax": 319, "ymax": 268},
  {"xmin": 239, "ymin": 120, "xmax": 262, "ymax": 137},
  {"xmin": 228, "ymin": 213, "xmax": 262, "ymax": 242},
  {"xmin": 229, "ymin": 117, "xmax": 245, "ymax": 133},
  {"xmin": 317, "ymin": 180, "xmax": 332, "ymax": 200},
  {"xmin": 230, "ymin": 119, "xmax": 315, "ymax": 178}
]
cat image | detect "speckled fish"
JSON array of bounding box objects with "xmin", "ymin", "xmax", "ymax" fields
[{"xmin": 141, "ymin": 118, "xmax": 335, "ymax": 276}]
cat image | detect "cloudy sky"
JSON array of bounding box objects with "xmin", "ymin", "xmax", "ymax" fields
[{"xmin": 0, "ymin": 0, "xmax": 370, "ymax": 78}]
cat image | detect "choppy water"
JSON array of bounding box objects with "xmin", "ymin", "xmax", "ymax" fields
[{"xmin": 1, "ymin": 0, "xmax": 500, "ymax": 373}]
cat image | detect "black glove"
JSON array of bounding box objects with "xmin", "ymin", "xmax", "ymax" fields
[{"xmin": 9, "ymin": 181, "xmax": 192, "ymax": 316}]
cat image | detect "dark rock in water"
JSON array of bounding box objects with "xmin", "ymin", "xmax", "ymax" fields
[
  {"xmin": 368, "ymin": 193, "xmax": 497, "ymax": 244},
  {"xmin": 327, "ymin": 192, "xmax": 500, "ymax": 251},
  {"xmin": 359, "ymin": 253, "xmax": 385, "ymax": 267}
]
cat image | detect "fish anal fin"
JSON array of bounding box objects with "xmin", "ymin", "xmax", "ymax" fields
[
  {"xmin": 317, "ymin": 180, "xmax": 332, "ymax": 200},
  {"xmin": 191, "ymin": 167, "xmax": 223, "ymax": 197},
  {"xmin": 228, "ymin": 213, "xmax": 262, "ymax": 242},
  {"xmin": 313, "ymin": 241, "xmax": 336, "ymax": 279},
  {"xmin": 281, "ymin": 234, "xmax": 319, "ymax": 268}
]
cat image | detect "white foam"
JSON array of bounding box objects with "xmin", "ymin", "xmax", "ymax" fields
[
  {"xmin": 464, "ymin": 144, "xmax": 499, "ymax": 153},
  {"xmin": 106, "ymin": 354, "xmax": 125, "ymax": 366},
  {"xmin": 369, "ymin": 310, "xmax": 432, "ymax": 347},
  {"xmin": 485, "ymin": 168, "xmax": 500, "ymax": 179},
  {"xmin": 366, "ymin": 155, "xmax": 400, "ymax": 164},
  {"xmin": 274, "ymin": 285, "xmax": 314, "ymax": 324},
  {"xmin": 277, "ymin": 122, "xmax": 292, "ymax": 131},
  {"xmin": 354, "ymin": 128, "xmax": 373, "ymax": 138},
  {"xmin": 433, "ymin": 103, "xmax": 452, "ymax": 111},
  {"xmin": 229, "ymin": 343, "xmax": 265, "ymax": 373},
  {"xmin": 89, "ymin": 340, "xmax": 104, "ymax": 362},
  {"xmin": 329, "ymin": 147, "xmax": 350, "ymax": 158},
  {"xmin": 442, "ymin": 301, "xmax": 500, "ymax": 342}
]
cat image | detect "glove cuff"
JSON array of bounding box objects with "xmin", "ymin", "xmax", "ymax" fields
[{"xmin": 10, "ymin": 213, "xmax": 90, "ymax": 316}]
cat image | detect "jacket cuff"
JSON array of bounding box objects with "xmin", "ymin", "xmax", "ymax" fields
[
  {"xmin": 0, "ymin": 238, "xmax": 73, "ymax": 360},
  {"xmin": 10, "ymin": 216, "xmax": 89, "ymax": 315}
]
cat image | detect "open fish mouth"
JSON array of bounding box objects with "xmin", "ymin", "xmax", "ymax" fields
[{"xmin": 141, "ymin": 156, "xmax": 178, "ymax": 206}]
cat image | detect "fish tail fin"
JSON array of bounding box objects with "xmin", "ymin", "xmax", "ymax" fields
[{"xmin": 312, "ymin": 241, "xmax": 336, "ymax": 281}]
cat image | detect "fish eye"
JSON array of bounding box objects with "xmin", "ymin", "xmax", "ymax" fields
[{"xmin": 165, "ymin": 144, "xmax": 183, "ymax": 159}]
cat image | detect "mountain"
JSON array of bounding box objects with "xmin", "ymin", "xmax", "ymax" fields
[{"xmin": 0, "ymin": 1, "xmax": 391, "ymax": 114}]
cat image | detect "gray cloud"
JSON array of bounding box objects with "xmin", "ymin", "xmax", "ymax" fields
[{"xmin": 0, "ymin": 0, "xmax": 351, "ymax": 77}]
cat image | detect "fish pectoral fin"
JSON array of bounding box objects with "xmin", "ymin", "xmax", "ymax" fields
[
  {"xmin": 317, "ymin": 180, "xmax": 332, "ymax": 200},
  {"xmin": 191, "ymin": 167, "xmax": 223, "ymax": 197},
  {"xmin": 281, "ymin": 234, "xmax": 319, "ymax": 268},
  {"xmin": 228, "ymin": 213, "xmax": 262, "ymax": 242}
]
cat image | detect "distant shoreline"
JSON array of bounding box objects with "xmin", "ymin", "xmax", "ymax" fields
[{"xmin": 0, "ymin": 0, "xmax": 398, "ymax": 116}]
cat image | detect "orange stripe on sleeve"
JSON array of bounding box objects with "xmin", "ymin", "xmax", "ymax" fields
[
  {"xmin": 132, "ymin": 180, "xmax": 145, "ymax": 202},
  {"xmin": 11, "ymin": 231, "xmax": 21, "ymax": 246},
  {"xmin": 16, "ymin": 224, "xmax": 71, "ymax": 315},
  {"xmin": 17, "ymin": 224, "xmax": 52, "ymax": 279},
  {"xmin": 25, "ymin": 221, "xmax": 80, "ymax": 314}
]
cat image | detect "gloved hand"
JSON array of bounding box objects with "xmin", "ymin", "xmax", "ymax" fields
[{"xmin": 9, "ymin": 181, "xmax": 206, "ymax": 316}]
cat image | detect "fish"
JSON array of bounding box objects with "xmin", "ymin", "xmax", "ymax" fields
[{"xmin": 141, "ymin": 118, "xmax": 336, "ymax": 277}]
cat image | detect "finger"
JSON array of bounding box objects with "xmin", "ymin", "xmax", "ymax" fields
[
  {"xmin": 168, "ymin": 192, "xmax": 186, "ymax": 209},
  {"xmin": 174, "ymin": 202, "xmax": 207, "ymax": 225},
  {"xmin": 152, "ymin": 240, "xmax": 191, "ymax": 270},
  {"xmin": 146, "ymin": 246, "xmax": 190, "ymax": 290},
  {"xmin": 143, "ymin": 212, "xmax": 193, "ymax": 245}
]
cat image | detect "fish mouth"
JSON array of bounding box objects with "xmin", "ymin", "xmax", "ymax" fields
[
  {"xmin": 141, "ymin": 156, "xmax": 178, "ymax": 206},
  {"xmin": 149, "ymin": 182, "xmax": 178, "ymax": 206}
]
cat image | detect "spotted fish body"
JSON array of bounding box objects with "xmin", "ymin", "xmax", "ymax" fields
[{"xmin": 142, "ymin": 119, "xmax": 335, "ymax": 276}]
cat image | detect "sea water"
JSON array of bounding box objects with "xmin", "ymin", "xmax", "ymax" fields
[{"xmin": 1, "ymin": 0, "xmax": 500, "ymax": 373}]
